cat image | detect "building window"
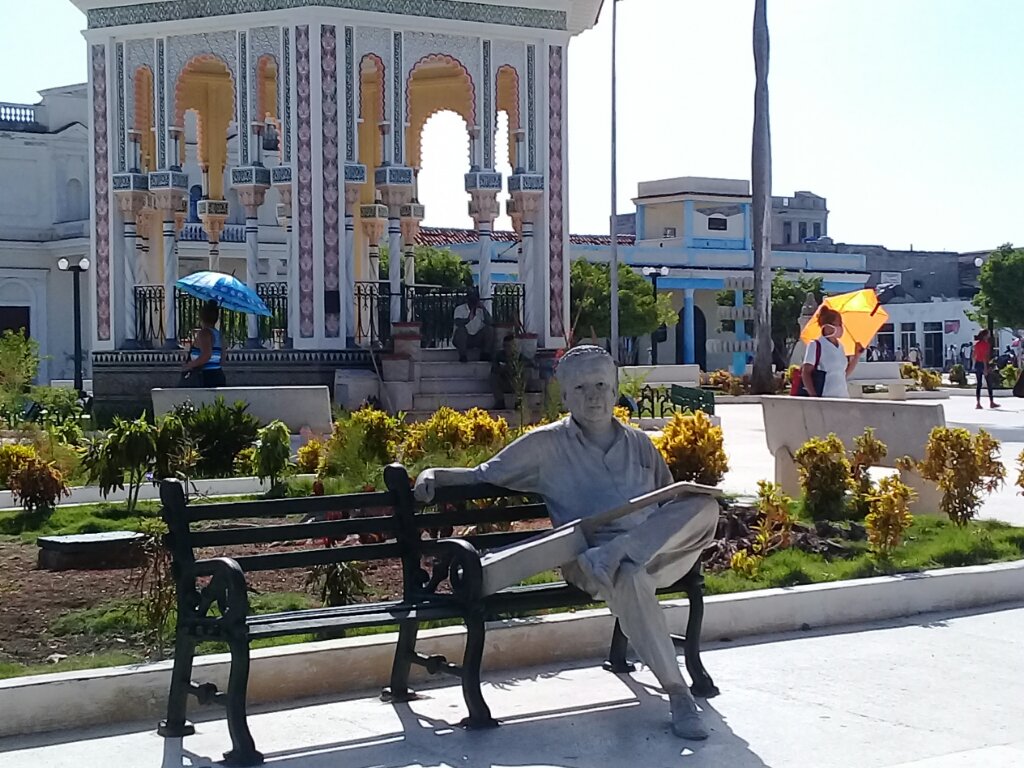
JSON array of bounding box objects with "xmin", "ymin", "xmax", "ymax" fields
[
  {"xmin": 782, "ymin": 198, "xmax": 789, "ymax": 207},
  {"xmin": 798, "ymin": 222, "xmax": 807, "ymax": 241},
  {"xmin": 708, "ymin": 216, "xmax": 727, "ymax": 231},
  {"xmin": 877, "ymin": 323, "xmax": 895, "ymax": 358},
  {"xmin": 900, "ymin": 322, "xmax": 917, "ymax": 357},
  {"xmin": 923, "ymin": 321, "xmax": 943, "ymax": 368},
  {"xmin": 813, "ymin": 222, "xmax": 822, "ymax": 239},
  {"xmin": 783, "ymin": 221, "xmax": 792, "ymax": 244}
]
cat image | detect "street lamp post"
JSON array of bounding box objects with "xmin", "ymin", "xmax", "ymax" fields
[
  {"xmin": 57, "ymin": 256, "xmax": 90, "ymax": 396},
  {"xmin": 609, "ymin": 0, "xmax": 621, "ymax": 363},
  {"xmin": 642, "ymin": 266, "xmax": 668, "ymax": 364}
]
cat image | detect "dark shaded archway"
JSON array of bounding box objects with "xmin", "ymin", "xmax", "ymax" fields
[{"xmin": 676, "ymin": 305, "xmax": 707, "ymax": 369}]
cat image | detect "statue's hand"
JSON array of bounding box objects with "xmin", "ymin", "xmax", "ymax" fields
[{"xmin": 414, "ymin": 469, "xmax": 436, "ymax": 503}]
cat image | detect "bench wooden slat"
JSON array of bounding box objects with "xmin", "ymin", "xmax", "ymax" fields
[
  {"xmin": 230, "ymin": 541, "xmax": 402, "ymax": 572},
  {"xmin": 184, "ymin": 491, "xmax": 396, "ymax": 522},
  {"xmin": 429, "ymin": 483, "xmax": 534, "ymax": 506},
  {"xmin": 189, "ymin": 516, "xmax": 399, "ymax": 547},
  {"xmin": 247, "ymin": 604, "xmax": 462, "ymax": 638}
]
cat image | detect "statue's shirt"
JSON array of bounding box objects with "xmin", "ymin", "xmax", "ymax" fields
[{"xmin": 473, "ymin": 417, "xmax": 673, "ymax": 536}]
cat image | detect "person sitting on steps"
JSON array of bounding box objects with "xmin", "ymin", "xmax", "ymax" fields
[{"xmin": 452, "ymin": 287, "xmax": 494, "ymax": 364}]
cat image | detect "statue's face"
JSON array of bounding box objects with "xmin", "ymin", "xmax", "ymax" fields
[{"xmin": 559, "ymin": 355, "xmax": 618, "ymax": 430}]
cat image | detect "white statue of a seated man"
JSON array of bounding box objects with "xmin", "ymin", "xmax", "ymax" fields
[{"xmin": 414, "ymin": 344, "xmax": 720, "ymax": 740}]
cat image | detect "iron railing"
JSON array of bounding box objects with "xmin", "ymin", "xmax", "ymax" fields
[
  {"xmin": 133, "ymin": 282, "xmax": 288, "ymax": 347},
  {"xmin": 353, "ymin": 283, "xmax": 526, "ymax": 349}
]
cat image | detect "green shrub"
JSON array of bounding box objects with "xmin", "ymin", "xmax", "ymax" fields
[
  {"xmin": 0, "ymin": 443, "xmax": 36, "ymax": 489},
  {"xmin": 8, "ymin": 457, "xmax": 70, "ymax": 513},
  {"xmin": 949, "ymin": 364, "xmax": 967, "ymax": 386},
  {"xmin": 653, "ymin": 410, "xmax": 728, "ymax": 486},
  {"xmin": 174, "ymin": 398, "xmax": 259, "ymax": 477},
  {"xmin": 794, "ymin": 433, "xmax": 852, "ymax": 522},
  {"xmin": 1001, "ymin": 365, "xmax": 1019, "ymax": 389},
  {"xmin": 29, "ymin": 386, "xmax": 84, "ymax": 444},
  {"xmin": 0, "ymin": 329, "xmax": 39, "ymax": 421},
  {"xmin": 255, "ymin": 420, "xmax": 292, "ymax": 488},
  {"xmin": 153, "ymin": 414, "xmax": 196, "ymax": 481},
  {"xmin": 848, "ymin": 427, "xmax": 887, "ymax": 520},
  {"xmin": 910, "ymin": 426, "xmax": 1005, "ymax": 526},
  {"xmin": 81, "ymin": 415, "xmax": 157, "ymax": 514},
  {"xmin": 865, "ymin": 476, "xmax": 915, "ymax": 559}
]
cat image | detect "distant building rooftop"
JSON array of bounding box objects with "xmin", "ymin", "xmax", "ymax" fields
[{"xmin": 635, "ymin": 176, "xmax": 750, "ymax": 200}]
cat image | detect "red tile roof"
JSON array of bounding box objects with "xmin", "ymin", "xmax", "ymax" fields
[{"xmin": 415, "ymin": 226, "xmax": 635, "ymax": 248}]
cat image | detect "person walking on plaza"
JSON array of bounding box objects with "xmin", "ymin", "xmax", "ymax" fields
[
  {"xmin": 452, "ymin": 287, "xmax": 495, "ymax": 363},
  {"xmin": 973, "ymin": 329, "xmax": 1000, "ymax": 410},
  {"xmin": 180, "ymin": 300, "xmax": 226, "ymax": 387},
  {"xmin": 799, "ymin": 306, "xmax": 863, "ymax": 398}
]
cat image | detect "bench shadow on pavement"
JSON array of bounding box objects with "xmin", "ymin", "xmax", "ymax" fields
[{"xmin": 159, "ymin": 671, "xmax": 769, "ymax": 768}]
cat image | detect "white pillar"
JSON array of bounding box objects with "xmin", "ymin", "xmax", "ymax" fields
[
  {"xmin": 522, "ymin": 220, "xmax": 537, "ymax": 334},
  {"xmin": 388, "ymin": 216, "xmax": 402, "ymax": 323},
  {"xmin": 245, "ymin": 212, "xmax": 260, "ymax": 346},
  {"xmin": 123, "ymin": 219, "xmax": 138, "ymax": 347},
  {"xmin": 344, "ymin": 211, "xmax": 356, "ymax": 343},
  {"xmin": 479, "ymin": 222, "xmax": 493, "ymax": 300},
  {"xmin": 162, "ymin": 217, "xmax": 177, "ymax": 348}
]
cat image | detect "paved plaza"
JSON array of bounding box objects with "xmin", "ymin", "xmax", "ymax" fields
[
  {"xmin": 3, "ymin": 604, "xmax": 1023, "ymax": 768},
  {"xmin": 717, "ymin": 395, "xmax": 1024, "ymax": 526}
]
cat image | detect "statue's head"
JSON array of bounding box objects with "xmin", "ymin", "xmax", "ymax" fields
[{"xmin": 556, "ymin": 345, "xmax": 618, "ymax": 430}]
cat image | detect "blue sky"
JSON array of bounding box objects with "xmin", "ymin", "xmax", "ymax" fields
[{"xmin": 4, "ymin": 0, "xmax": 1022, "ymax": 252}]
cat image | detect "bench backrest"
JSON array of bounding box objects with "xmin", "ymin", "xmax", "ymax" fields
[
  {"xmin": 160, "ymin": 466, "xmax": 553, "ymax": 594},
  {"xmin": 761, "ymin": 395, "xmax": 945, "ymax": 464},
  {"xmin": 152, "ymin": 386, "xmax": 333, "ymax": 434},
  {"xmin": 620, "ymin": 364, "xmax": 701, "ymax": 385},
  {"xmin": 847, "ymin": 361, "xmax": 906, "ymax": 382}
]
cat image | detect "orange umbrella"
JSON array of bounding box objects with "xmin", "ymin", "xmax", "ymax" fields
[{"xmin": 800, "ymin": 288, "xmax": 889, "ymax": 356}]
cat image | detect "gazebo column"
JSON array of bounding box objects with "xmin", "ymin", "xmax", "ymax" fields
[
  {"xmin": 232, "ymin": 161, "xmax": 272, "ymax": 348},
  {"xmin": 272, "ymin": 165, "xmax": 294, "ymax": 346},
  {"xmin": 400, "ymin": 200, "xmax": 425, "ymax": 322},
  {"xmin": 148, "ymin": 149, "xmax": 188, "ymax": 349},
  {"xmin": 376, "ymin": 152, "xmax": 415, "ymax": 325},
  {"xmin": 112, "ymin": 165, "xmax": 149, "ymax": 349},
  {"xmin": 359, "ymin": 201, "xmax": 388, "ymax": 346},
  {"xmin": 344, "ymin": 163, "xmax": 367, "ymax": 347},
  {"xmin": 465, "ymin": 169, "xmax": 502, "ymax": 302},
  {"xmin": 509, "ymin": 156, "xmax": 546, "ymax": 336}
]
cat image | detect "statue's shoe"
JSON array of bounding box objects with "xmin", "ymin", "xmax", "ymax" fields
[{"xmin": 669, "ymin": 692, "xmax": 709, "ymax": 740}]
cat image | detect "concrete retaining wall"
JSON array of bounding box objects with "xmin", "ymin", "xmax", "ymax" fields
[{"xmin": 2, "ymin": 559, "xmax": 1021, "ymax": 739}]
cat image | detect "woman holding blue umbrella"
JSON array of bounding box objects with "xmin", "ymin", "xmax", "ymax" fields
[{"xmin": 180, "ymin": 300, "xmax": 226, "ymax": 387}]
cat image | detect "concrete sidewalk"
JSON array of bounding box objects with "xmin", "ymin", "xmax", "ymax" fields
[{"xmin": 3, "ymin": 604, "xmax": 1023, "ymax": 768}]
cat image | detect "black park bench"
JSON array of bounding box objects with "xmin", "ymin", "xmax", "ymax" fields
[{"xmin": 157, "ymin": 465, "xmax": 719, "ymax": 766}]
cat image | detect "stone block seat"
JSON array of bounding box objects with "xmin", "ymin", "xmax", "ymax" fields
[
  {"xmin": 761, "ymin": 395, "xmax": 944, "ymax": 514},
  {"xmin": 846, "ymin": 361, "xmax": 916, "ymax": 400},
  {"xmin": 620, "ymin": 364, "xmax": 701, "ymax": 389},
  {"xmin": 152, "ymin": 386, "xmax": 332, "ymax": 434}
]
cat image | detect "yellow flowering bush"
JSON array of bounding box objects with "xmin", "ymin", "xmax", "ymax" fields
[
  {"xmin": 912, "ymin": 426, "xmax": 1005, "ymax": 526},
  {"xmin": 794, "ymin": 434, "xmax": 852, "ymax": 522},
  {"xmin": 1016, "ymin": 449, "xmax": 1024, "ymax": 496},
  {"xmin": 865, "ymin": 476, "xmax": 915, "ymax": 559},
  {"xmin": 296, "ymin": 436, "xmax": 325, "ymax": 474},
  {"xmin": 349, "ymin": 406, "xmax": 405, "ymax": 465},
  {"xmin": 654, "ymin": 410, "xmax": 728, "ymax": 486},
  {"xmin": 849, "ymin": 427, "xmax": 888, "ymax": 519},
  {"xmin": 613, "ymin": 405, "xmax": 632, "ymax": 425}
]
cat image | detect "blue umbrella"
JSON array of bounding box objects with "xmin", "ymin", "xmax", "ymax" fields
[{"xmin": 175, "ymin": 271, "xmax": 271, "ymax": 317}]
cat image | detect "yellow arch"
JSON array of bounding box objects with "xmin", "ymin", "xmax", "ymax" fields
[
  {"xmin": 495, "ymin": 65, "xmax": 520, "ymax": 166},
  {"xmin": 133, "ymin": 66, "xmax": 156, "ymax": 173},
  {"xmin": 405, "ymin": 54, "xmax": 476, "ymax": 170},
  {"xmin": 174, "ymin": 55, "xmax": 234, "ymax": 200}
]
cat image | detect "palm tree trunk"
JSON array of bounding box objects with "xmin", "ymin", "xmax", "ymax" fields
[{"xmin": 751, "ymin": 0, "xmax": 774, "ymax": 394}]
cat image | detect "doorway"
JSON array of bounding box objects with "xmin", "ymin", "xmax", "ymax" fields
[
  {"xmin": 676, "ymin": 305, "xmax": 707, "ymax": 369},
  {"xmin": 0, "ymin": 306, "xmax": 30, "ymax": 337}
]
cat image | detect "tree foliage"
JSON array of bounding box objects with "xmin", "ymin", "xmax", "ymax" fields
[
  {"xmin": 379, "ymin": 245, "xmax": 473, "ymax": 287},
  {"xmin": 569, "ymin": 259, "xmax": 676, "ymax": 341},
  {"xmin": 973, "ymin": 243, "xmax": 1024, "ymax": 330},
  {"xmin": 0, "ymin": 330, "xmax": 40, "ymax": 418}
]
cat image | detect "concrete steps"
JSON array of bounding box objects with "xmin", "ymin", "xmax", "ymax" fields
[
  {"xmin": 420, "ymin": 361, "xmax": 491, "ymax": 379},
  {"xmin": 413, "ymin": 392, "xmax": 500, "ymax": 412},
  {"xmin": 418, "ymin": 376, "xmax": 492, "ymax": 394}
]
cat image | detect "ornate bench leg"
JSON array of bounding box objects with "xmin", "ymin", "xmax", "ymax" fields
[
  {"xmin": 222, "ymin": 637, "xmax": 264, "ymax": 767},
  {"xmin": 602, "ymin": 619, "xmax": 636, "ymax": 673},
  {"xmin": 459, "ymin": 613, "xmax": 498, "ymax": 729},
  {"xmin": 681, "ymin": 565, "xmax": 719, "ymax": 699},
  {"xmin": 158, "ymin": 631, "xmax": 197, "ymax": 738},
  {"xmin": 381, "ymin": 619, "xmax": 419, "ymax": 702}
]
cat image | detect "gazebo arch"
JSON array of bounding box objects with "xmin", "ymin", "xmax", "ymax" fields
[
  {"xmin": 405, "ymin": 53, "xmax": 476, "ymax": 170},
  {"xmin": 174, "ymin": 54, "xmax": 234, "ymax": 200}
]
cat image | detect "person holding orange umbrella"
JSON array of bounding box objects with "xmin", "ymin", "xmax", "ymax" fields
[{"xmin": 798, "ymin": 306, "xmax": 864, "ymax": 397}]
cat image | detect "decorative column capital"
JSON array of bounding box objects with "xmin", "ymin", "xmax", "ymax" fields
[
  {"xmin": 465, "ymin": 170, "xmax": 502, "ymax": 227},
  {"xmin": 359, "ymin": 202, "xmax": 389, "ymax": 244},
  {"xmin": 147, "ymin": 169, "xmax": 188, "ymax": 214},
  {"xmin": 375, "ymin": 165, "xmax": 414, "ymax": 214},
  {"xmin": 509, "ymin": 173, "xmax": 545, "ymax": 226},
  {"xmin": 197, "ymin": 199, "xmax": 230, "ymax": 245},
  {"xmin": 231, "ymin": 166, "xmax": 271, "ymax": 216},
  {"xmin": 173, "ymin": 197, "xmax": 188, "ymax": 235},
  {"xmin": 400, "ymin": 203, "xmax": 425, "ymax": 246}
]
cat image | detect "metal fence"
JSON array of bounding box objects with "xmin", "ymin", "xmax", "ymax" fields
[
  {"xmin": 133, "ymin": 282, "xmax": 288, "ymax": 347},
  {"xmin": 353, "ymin": 282, "xmax": 526, "ymax": 349}
]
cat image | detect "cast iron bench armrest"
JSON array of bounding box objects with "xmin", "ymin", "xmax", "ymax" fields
[
  {"xmin": 177, "ymin": 556, "xmax": 250, "ymax": 638},
  {"xmin": 416, "ymin": 537, "xmax": 485, "ymax": 606}
]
